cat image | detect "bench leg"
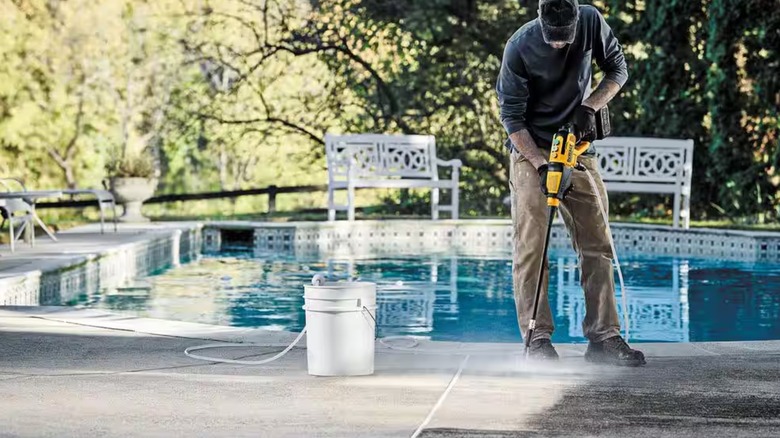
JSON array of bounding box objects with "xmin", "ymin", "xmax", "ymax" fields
[
  {"xmin": 347, "ymin": 185, "xmax": 356, "ymax": 221},
  {"xmin": 673, "ymin": 190, "xmax": 681, "ymax": 229},
  {"xmin": 682, "ymin": 192, "xmax": 691, "ymax": 230},
  {"xmin": 451, "ymin": 171, "xmax": 460, "ymax": 220},
  {"xmin": 8, "ymin": 216, "xmax": 14, "ymax": 253},
  {"xmin": 431, "ymin": 188, "xmax": 440, "ymax": 220},
  {"xmin": 30, "ymin": 205, "xmax": 37, "ymax": 246},
  {"xmin": 327, "ymin": 188, "xmax": 336, "ymax": 222}
]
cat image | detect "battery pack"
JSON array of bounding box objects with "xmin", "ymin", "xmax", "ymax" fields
[{"xmin": 595, "ymin": 105, "xmax": 612, "ymax": 140}]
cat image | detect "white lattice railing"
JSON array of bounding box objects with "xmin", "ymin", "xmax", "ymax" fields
[{"xmin": 555, "ymin": 257, "xmax": 690, "ymax": 342}]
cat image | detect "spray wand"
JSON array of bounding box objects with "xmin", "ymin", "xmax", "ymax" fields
[{"xmin": 524, "ymin": 124, "xmax": 591, "ymax": 358}]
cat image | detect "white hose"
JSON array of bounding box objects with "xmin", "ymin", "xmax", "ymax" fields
[
  {"xmin": 583, "ymin": 169, "xmax": 631, "ymax": 341},
  {"xmin": 184, "ymin": 328, "xmax": 418, "ymax": 365},
  {"xmin": 185, "ymin": 332, "xmax": 525, "ymax": 362},
  {"xmin": 379, "ymin": 336, "xmax": 420, "ymax": 350},
  {"xmin": 184, "ymin": 328, "xmax": 307, "ymax": 365}
]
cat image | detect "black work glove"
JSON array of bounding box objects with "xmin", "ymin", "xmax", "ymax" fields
[
  {"xmin": 573, "ymin": 105, "xmax": 597, "ymax": 143},
  {"xmin": 537, "ymin": 163, "xmax": 574, "ymax": 200}
]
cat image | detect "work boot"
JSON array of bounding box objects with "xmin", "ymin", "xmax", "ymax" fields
[
  {"xmin": 585, "ymin": 336, "xmax": 646, "ymax": 367},
  {"xmin": 528, "ymin": 339, "xmax": 559, "ymax": 361}
]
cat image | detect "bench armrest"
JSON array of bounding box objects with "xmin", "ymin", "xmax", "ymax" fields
[{"xmin": 436, "ymin": 158, "xmax": 463, "ymax": 168}]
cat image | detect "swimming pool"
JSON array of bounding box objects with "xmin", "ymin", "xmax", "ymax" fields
[{"xmin": 73, "ymin": 250, "xmax": 780, "ymax": 344}]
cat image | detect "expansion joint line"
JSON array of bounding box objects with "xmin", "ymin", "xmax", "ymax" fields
[{"xmin": 410, "ymin": 354, "xmax": 471, "ymax": 438}]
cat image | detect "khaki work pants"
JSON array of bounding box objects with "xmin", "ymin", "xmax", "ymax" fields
[{"xmin": 509, "ymin": 150, "xmax": 621, "ymax": 343}]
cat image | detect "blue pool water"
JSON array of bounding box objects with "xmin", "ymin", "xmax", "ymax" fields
[{"xmin": 76, "ymin": 252, "xmax": 780, "ymax": 343}]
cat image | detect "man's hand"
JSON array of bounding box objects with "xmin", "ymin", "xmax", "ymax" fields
[
  {"xmin": 537, "ymin": 165, "xmax": 550, "ymax": 195},
  {"xmin": 537, "ymin": 164, "xmax": 574, "ymax": 199},
  {"xmin": 573, "ymin": 105, "xmax": 597, "ymax": 142}
]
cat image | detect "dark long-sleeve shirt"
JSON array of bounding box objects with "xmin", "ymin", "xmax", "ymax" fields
[{"xmin": 496, "ymin": 5, "xmax": 628, "ymax": 149}]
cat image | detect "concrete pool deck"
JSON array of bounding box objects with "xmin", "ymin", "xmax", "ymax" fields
[{"xmin": 2, "ymin": 306, "xmax": 780, "ymax": 438}]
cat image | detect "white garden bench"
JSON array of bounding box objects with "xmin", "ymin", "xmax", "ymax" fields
[
  {"xmin": 594, "ymin": 137, "xmax": 694, "ymax": 229},
  {"xmin": 325, "ymin": 134, "xmax": 462, "ymax": 221}
]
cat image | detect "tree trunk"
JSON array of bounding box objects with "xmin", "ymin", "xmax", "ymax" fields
[{"xmin": 47, "ymin": 148, "xmax": 77, "ymax": 189}]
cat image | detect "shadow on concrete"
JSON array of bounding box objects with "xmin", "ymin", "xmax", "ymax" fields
[{"xmin": 421, "ymin": 354, "xmax": 780, "ymax": 437}]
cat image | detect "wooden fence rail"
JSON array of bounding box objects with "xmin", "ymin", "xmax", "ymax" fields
[{"xmin": 35, "ymin": 184, "xmax": 329, "ymax": 214}]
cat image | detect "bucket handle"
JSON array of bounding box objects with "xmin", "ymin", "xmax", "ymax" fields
[{"xmin": 362, "ymin": 305, "xmax": 378, "ymax": 340}]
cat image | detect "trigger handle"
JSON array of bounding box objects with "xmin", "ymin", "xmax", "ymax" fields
[{"xmin": 575, "ymin": 141, "xmax": 591, "ymax": 157}]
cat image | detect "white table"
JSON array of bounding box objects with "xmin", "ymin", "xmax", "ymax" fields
[{"xmin": 0, "ymin": 191, "xmax": 63, "ymax": 244}]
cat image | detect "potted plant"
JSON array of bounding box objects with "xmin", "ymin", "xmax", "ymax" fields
[{"xmin": 107, "ymin": 151, "xmax": 158, "ymax": 223}]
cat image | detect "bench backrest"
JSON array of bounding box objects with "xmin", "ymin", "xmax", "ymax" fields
[
  {"xmin": 325, "ymin": 134, "xmax": 438, "ymax": 181},
  {"xmin": 593, "ymin": 137, "xmax": 694, "ymax": 192}
]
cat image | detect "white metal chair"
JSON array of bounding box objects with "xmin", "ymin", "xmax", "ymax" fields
[{"xmin": 502, "ymin": 137, "xmax": 695, "ymax": 228}]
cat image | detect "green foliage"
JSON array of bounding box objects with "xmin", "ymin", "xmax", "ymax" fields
[
  {"xmin": 272, "ymin": 0, "xmax": 538, "ymax": 215},
  {"xmin": 106, "ymin": 153, "xmax": 156, "ymax": 179},
  {"xmin": 0, "ymin": 0, "xmax": 778, "ymax": 224},
  {"xmin": 296, "ymin": 0, "xmax": 780, "ymax": 222}
]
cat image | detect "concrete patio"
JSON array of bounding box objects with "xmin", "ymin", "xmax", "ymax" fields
[{"xmin": 1, "ymin": 306, "xmax": 779, "ymax": 438}]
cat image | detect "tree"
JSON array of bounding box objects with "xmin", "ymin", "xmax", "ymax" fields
[
  {"xmin": 99, "ymin": 0, "xmax": 194, "ymax": 178},
  {"xmin": 266, "ymin": 0, "xmax": 539, "ymax": 214},
  {"xmin": 160, "ymin": 0, "xmax": 344, "ymax": 194},
  {"xmin": 1, "ymin": 0, "xmax": 779, "ymax": 221},
  {"xmin": 0, "ymin": 0, "xmax": 112, "ymax": 188},
  {"xmin": 0, "ymin": 0, "xmax": 193, "ymax": 187},
  {"xmin": 738, "ymin": 0, "xmax": 780, "ymax": 222}
]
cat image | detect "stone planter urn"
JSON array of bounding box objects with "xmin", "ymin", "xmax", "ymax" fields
[{"xmin": 110, "ymin": 177, "xmax": 158, "ymax": 223}]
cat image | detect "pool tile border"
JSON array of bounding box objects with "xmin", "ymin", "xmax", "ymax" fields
[
  {"xmin": 206, "ymin": 220, "xmax": 780, "ymax": 262},
  {"xmin": 0, "ymin": 226, "xmax": 202, "ymax": 307}
]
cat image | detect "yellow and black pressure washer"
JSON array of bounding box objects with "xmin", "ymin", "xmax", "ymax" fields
[{"xmin": 524, "ymin": 124, "xmax": 591, "ymax": 357}]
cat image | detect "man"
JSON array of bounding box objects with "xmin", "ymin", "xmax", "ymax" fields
[{"xmin": 496, "ymin": 0, "xmax": 645, "ymax": 366}]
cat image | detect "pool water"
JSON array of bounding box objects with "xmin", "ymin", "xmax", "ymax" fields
[{"xmin": 75, "ymin": 252, "xmax": 780, "ymax": 343}]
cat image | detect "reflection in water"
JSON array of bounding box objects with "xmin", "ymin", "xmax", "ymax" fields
[
  {"xmin": 555, "ymin": 258, "xmax": 690, "ymax": 343},
  {"xmin": 76, "ymin": 252, "xmax": 780, "ymax": 344}
]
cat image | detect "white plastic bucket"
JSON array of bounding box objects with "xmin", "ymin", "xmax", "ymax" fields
[{"xmin": 303, "ymin": 282, "xmax": 376, "ymax": 376}]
